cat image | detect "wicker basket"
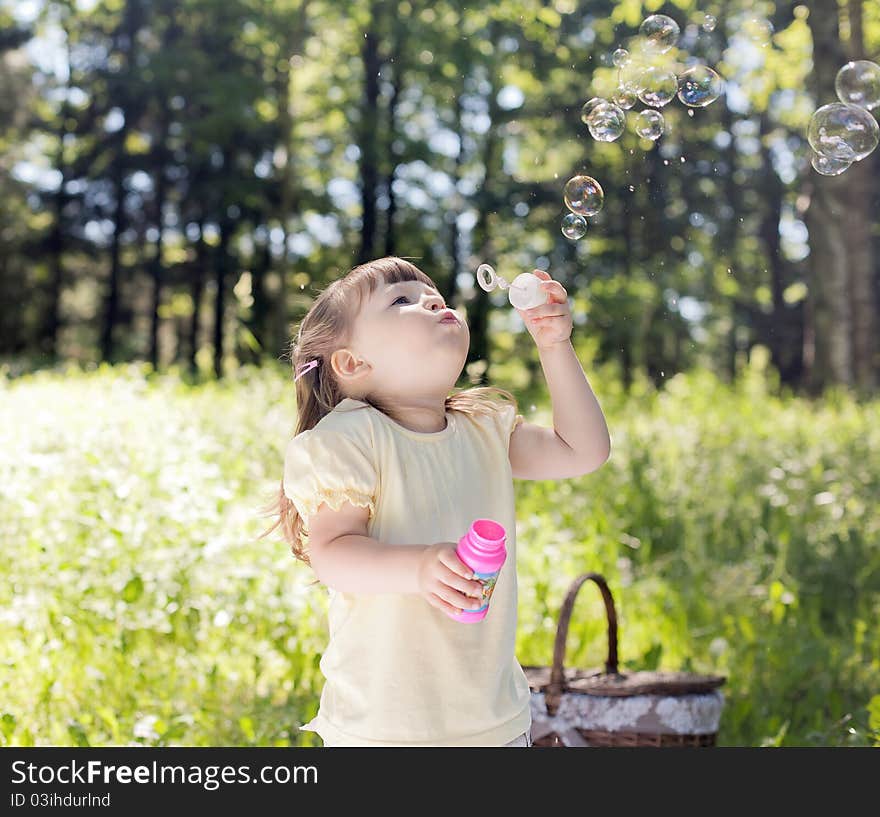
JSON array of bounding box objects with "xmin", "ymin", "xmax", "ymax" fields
[{"xmin": 522, "ymin": 573, "xmax": 726, "ymax": 747}]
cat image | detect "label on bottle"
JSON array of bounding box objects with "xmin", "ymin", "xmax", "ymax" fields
[{"xmin": 471, "ymin": 569, "xmax": 500, "ymax": 612}]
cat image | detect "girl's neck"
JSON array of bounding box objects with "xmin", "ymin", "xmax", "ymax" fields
[{"xmin": 362, "ymin": 394, "xmax": 449, "ymax": 434}]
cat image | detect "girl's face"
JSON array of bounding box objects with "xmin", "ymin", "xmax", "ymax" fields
[{"xmin": 335, "ymin": 278, "xmax": 470, "ymax": 399}]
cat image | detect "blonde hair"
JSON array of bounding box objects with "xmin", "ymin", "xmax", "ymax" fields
[{"xmin": 258, "ymin": 256, "xmax": 519, "ymax": 566}]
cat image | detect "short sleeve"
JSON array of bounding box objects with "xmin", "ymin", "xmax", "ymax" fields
[
  {"xmin": 282, "ymin": 429, "xmax": 378, "ymax": 543},
  {"xmin": 498, "ymin": 402, "xmax": 525, "ymax": 441}
]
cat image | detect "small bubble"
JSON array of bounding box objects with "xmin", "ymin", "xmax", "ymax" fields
[
  {"xmin": 639, "ymin": 14, "xmax": 680, "ymax": 53},
  {"xmin": 633, "ymin": 109, "xmax": 665, "ymax": 141},
  {"xmin": 677, "ymin": 65, "xmax": 724, "ymax": 108},
  {"xmin": 612, "ymin": 48, "xmax": 630, "ymax": 67},
  {"xmin": 561, "ymin": 213, "xmax": 588, "ymax": 240},
  {"xmin": 835, "ymin": 60, "xmax": 880, "ymax": 110}
]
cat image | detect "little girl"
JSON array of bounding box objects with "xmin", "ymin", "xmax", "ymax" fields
[{"xmin": 263, "ymin": 256, "xmax": 611, "ymax": 747}]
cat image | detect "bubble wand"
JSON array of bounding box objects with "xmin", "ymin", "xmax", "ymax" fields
[{"xmin": 475, "ymin": 264, "xmax": 549, "ymax": 310}]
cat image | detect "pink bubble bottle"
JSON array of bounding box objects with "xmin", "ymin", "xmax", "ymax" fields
[{"xmin": 451, "ymin": 518, "xmax": 507, "ymax": 623}]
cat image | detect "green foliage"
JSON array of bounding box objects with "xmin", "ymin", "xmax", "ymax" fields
[{"xmin": 1, "ymin": 361, "xmax": 877, "ymax": 746}]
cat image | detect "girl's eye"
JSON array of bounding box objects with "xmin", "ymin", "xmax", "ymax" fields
[{"xmin": 391, "ymin": 293, "xmax": 446, "ymax": 308}]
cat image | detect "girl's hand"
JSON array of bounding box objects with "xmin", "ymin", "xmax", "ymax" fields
[
  {"xmin": 417, "ymin": 543, "xmax": 486, "ymax": 618},
  {"xmin": 516, "ymin": 269, "xmax": 573, "ymax": 350}
]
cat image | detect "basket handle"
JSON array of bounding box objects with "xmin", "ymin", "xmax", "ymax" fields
[{"xmin": 544, "ymin": 572, "xmax": 619, "ymax": 716}]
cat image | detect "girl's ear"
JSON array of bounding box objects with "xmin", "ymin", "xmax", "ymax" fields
[{"xmin": 330, "ymin": 348, "xmax": 371, "ymax": 382}]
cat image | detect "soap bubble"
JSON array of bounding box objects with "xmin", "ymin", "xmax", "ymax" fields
[
  {"xmin": 563, "ymin": 175, "xmax": 605, "ymax": 217},
  {"xmin": 743, "ymin": 17, "xmax": 773, "ymax": 46},
  {"xmin": 587, "ymin": 101, "xmax": 626, "ymax": 142},
  {"xmin": 612, "ymin": 85, "xmax": 638, "ymax": 109},
  {"xmin": 612, "ymin": 48, "xmax": 631, "ymax": 67},
  {"xmin": 634, "ymin": 109, "xmax": 665, "ymax": 141},
  {"xmin": 835, "ymin": 60, "xmax": 880, "ymax": 110},
  {"xmin": 580, "ymin": 97, "xmax": 605, "ymax": 124},
  {"xmin": 561, "ymin": 213, "xmax": 588, "ymax": 240},
  {"xmin": 639, "ymin": 14, "xmax": 680, "ymax": 53},
  {"xmin": 677, "ymin": 65, "xmax": 724, "ymax": 107},
  {"xmin": 702, "ymin": 14, "xmax": 716, "ymax": 32},
  {"xmin": 807, "ymin": 102, "xmax": 879, "ymax": 161},
  {"xmin": 637, "ymin": 66, "xmax": 678, "ymax": 107},
  {"xmin": 811, "ymin": 152, "xmax": 852, "ymax": 176}
]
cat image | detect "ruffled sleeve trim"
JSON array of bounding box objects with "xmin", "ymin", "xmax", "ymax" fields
[{"xmin": 293, "ymin": 489, "xmax": 377, "ymax": 550}]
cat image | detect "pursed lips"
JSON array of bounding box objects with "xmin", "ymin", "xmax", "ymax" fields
[{"xmin": 438, "ymin": 310, "xmax": 460, "ymax": 325}]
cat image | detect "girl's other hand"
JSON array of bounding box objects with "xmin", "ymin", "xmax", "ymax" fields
[{"xmin": 417, "ymin": 542, "xmax": 486, "ymax": 617}]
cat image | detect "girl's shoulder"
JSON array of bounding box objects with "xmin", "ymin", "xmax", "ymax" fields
[
  {"xmin": 284, "ymin": 399, "xmax": 377, "ymax": 479},
  {"xmin": 289, "ymin": 398, "xmax": 374, "ymax": 451},
  {"xmin": 455, "ymin": 400, "xmax": 524, "ymax": 442}
]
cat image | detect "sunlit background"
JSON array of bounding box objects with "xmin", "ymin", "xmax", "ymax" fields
[{"xmin": 1, "ymin": 0, "xmax": 878, "ymax": 747}]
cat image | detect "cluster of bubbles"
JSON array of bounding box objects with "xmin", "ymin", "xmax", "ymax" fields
[
  {"xmin": 580, "ymin": 14, "xmax": 725, "ymax": 149},
  {"xmin": 807, "ymin": 60, "xmax": 880, "ymax": 176},
  {"xmin": 561, "ymin": 13, "xmax": 724, "ymax": 240},
  {"xmin": 560, "ymin": 175, "xmax": 604, "ymax": 239}
]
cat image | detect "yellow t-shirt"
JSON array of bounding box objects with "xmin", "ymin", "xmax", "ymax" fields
[{"xmin": 282, "ymin": 396, "xmax": 531, "ymax": 746}]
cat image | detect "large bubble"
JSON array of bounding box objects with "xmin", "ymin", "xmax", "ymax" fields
[
  {"xmin": 835, "ymin": 60, "xmax": 880, "ymax": 111},
  {"xmin": 639, "ymin": 14, "xmax": 680, "ymax": 53},
  {"xmin": 563, "ymin": 175, "xmax": 605, "ymax": 217},
  {"xmin": 587, "ymin": 101, "xmax": 626, "ymax": 142},
  {"xmin": 807, "ymin": 102, "xmax": 879, "ymax": 162},
  {"xmin": 637, "ymin": 66, "xmax": 678, "ymax": 107},
  {"xmin": 677, "ymin": 65, "xmax": 724, "ymax": 107},
  {"xmin": 811, "ymin": 152, "xmax": 852, "ymax": 176},
  {"xmin": 634, "ymin": 109, "xmax": 665, "ymax": 141},
  {"xmin": 580, "ymin": 97, "xmax": 605, "ymax": 124},
  {"xmin": 561, "ymin": 213, "xmax": 588, "ymax": 240}
]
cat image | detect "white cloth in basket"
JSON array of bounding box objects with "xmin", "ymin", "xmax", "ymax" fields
[{"xmin": 529, "ymin": 690, "xmax": 725, "ymax": 746}]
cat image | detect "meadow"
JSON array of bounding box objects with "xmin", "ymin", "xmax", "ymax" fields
[{"xmin": 1, "ymin": 358, "xmax": 878, "ymax": 747}]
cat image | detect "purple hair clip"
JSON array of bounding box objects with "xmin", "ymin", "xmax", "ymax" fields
[{"xmin": 294, "ymin": 359, "xmax": 320, "ymax": 382}]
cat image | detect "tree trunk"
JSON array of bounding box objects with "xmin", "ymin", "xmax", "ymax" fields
[
  {"xmin": 101, "ymin": 138, "xmax": 127, "ymax": 364},
  {"xmin": 843, "ymin": 0, "xmax": 876, "ymax": 390},
  {"xmin": 213, "ymin": 213, "xmax": 232, "ymax": 379},
  {"xmin": 757, "ymin": 114, "xmax": 804, "ymax": 385},
  {"xmin": 356, "ymin": 2, "xmax": 382, "ymax": 265},
  {"xmin": 188, "ymin": 218, "xmax": 207, "ymax": 378},
  {"xmin": 470, "ymin": 33, "xmax": 502, "ymax": 385},
  {"xmin": 248, "ymin": 234, "xmax": 271, "ymax": 367},
  {"xmin": 804, "ymin": 1, "xmax": 854, "ymax": 390},
  {"xmin": 274, "ymin": 0, "xmax": 309, "ymax": 364},
  {"xmin": 148, "ymin": 123, "xmax": 168, "ymax": 371},
  {"xmin": 383, "ymin": 20, "xmax": 404, "ymax": 258},
  {"xmin": 42, "ymin": 19, "xmax": 75, "ymax": 363},
  {"xmin": 99, "ymin": 0, "xmax": 143, "ymax": 364},
  {"xmin": 446, "ymin": 91, "xmax": 465, "ymax": 308}
]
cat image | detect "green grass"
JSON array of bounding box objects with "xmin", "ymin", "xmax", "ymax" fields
[{"xmin": 1, "ymin": 359, "xmax": 878, "ymax": 746}]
